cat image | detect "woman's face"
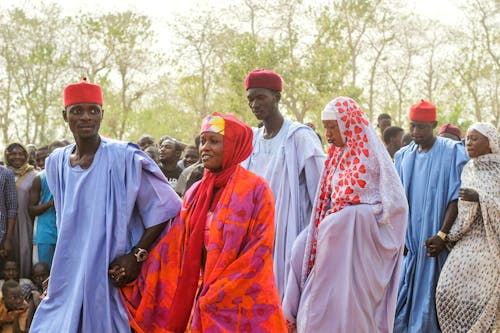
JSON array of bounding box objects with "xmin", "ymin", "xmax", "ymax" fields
[
  {"xmin": 466, "ymin": 129, "xmax": 491, "ymax": 158},
  {"xmin": 199, "ymin": 132, "xmax": 224, "ymax": 172},
  {"xmin": 322, "ymin": 120, "xmax": 344, "ymax": 147},
  {"xmin": 6, "ymin": 145, "xmax": 27, "ymax": 169}
]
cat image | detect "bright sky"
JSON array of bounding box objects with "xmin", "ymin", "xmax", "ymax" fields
[
  {"xmin": 1, "ymin": 0, "xmax": 465, "ymax": 55},
  {"xmin": 3, "ymin": 0, "xmax": 464, "ymax": 27}
]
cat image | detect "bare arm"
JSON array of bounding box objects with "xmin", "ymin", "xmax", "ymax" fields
[
  {"xmin": 424, "ymin": 200, "xmax": 458, "ymax": 257},
  {"xmin": 108, "ymin": 222, "xmax": 168, "ymax": 287},
  {"xmin": 438, "ymin": 200, "xmax": 458, "ymax": 234},
  {"xmin": 28, "ymin": 176, "xmax": 53, "ymax": 221}
]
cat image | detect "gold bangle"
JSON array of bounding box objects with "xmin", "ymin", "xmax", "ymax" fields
[{"xmin": 437, "ymin": 231, "xmax": 447, "ymax": 241}]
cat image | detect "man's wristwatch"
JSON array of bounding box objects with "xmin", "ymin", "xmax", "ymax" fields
[
  {"xmin": 131, "ymin": 246, "xmax": 148, "ymax": 262},
  {"xmin": 436, "ymin": 230, "xmax": 447, "ymax": 241}
]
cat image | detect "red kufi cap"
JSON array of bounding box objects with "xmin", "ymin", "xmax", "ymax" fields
[
  {"xmin": 438, "ymin": 123, "xmax": 462, "ymax": 139},
  {"xmin": 63, "ymin": 77, "xmax": 103, "ymax": 108},
  {"xmin": 409, "ymin": 99, "xmax": 436, "ymax": 122},
  {"xmin": 245, "ymin": 69, "xmax": 283, "ymax": 91}
]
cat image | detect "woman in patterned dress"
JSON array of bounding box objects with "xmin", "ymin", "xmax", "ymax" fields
[
  {"xmin": 436, "ymin": 122, "xmax": 500, "ymax": 333},
  {"xmin": 282, "ymin": 97, "xmax": 408, "ymax": 332},
  {"xmin": 121, "ymin": 113, "xmax": 286, "ymax": 332}
]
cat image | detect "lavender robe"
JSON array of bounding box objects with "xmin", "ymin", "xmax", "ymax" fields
[
  {"xmin": 283, "ymin": 204, "xmax": 407, "ymax": 332},
  {"xmin": 30, "ymin": 138, "xmax": 181, "ymax": 333}
]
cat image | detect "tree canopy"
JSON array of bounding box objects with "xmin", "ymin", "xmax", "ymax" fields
[{"xmin": 0, "ymin": 0, "xmax": 497, "ymax": 148}]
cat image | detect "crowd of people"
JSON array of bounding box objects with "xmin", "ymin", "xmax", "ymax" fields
[{"xmin": 0, "ymin": 69, "xmax": 497, "ymax": 332}]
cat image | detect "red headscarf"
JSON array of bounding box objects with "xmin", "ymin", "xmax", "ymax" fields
[
  {"xmin": 306, "ymin": 97, "xmax": 406, "ymax": 276},
  {"xmin": 166, "ymin": 112, "xmax": 253, "ymax": 332}
]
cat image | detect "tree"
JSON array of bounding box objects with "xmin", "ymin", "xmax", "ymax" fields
[{"xmin": 0, "ymin": 4, "xmax": 69, "ymax": 145}]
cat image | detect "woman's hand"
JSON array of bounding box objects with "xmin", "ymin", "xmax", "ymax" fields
[{"xmin": 459, "ymin": 188, "xmax": 479, "ymax": 202}]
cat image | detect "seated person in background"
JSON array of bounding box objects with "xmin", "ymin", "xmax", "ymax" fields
[
  {"xmin": 0, "ymin": 280, "xmax": 30, "ymax": 333},
  {"xmin": 438, "ymin": 123, "xmax": 462, "ymax": 141},
  {"xmin": 383, "ymin": 126, "xmax": 404, "ymax": 159},
  {"xmin": 0, "ymin": 261, "xmax": 36, "ymax": 302},
  {"xmin": 30, "ymin": 263, "xmax": 49, "ymax": 306}
]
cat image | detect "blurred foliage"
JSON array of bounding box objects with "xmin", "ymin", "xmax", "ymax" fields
[{"xmin": 0, "ymin": 0, "xmax": 497, "ymax": 149}]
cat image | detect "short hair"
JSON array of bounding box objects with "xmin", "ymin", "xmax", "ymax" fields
[
  {"xmin": 383, "ymin": 126, "xmax": 404, "ymax": 144},
  {"xmin": 49, "ymin": 140, "xmax": 67, "ymax": 152},
  {"xmin": 37, "ymin": 145, "xmax": 49, "ymax": 152},
  {"xmin": 138, "ymin": 134, "xmax": 154, "ymax": 144},
  {"xmin": 33, "ymin": 262, "xmax": 50, "ymax": 274},
  {"xmin": 184, "ymin": 145, "xmax": 198, "ymax": 153},
  {"xmin": 159, "ymin": 136, "xmax": 185, "ymax": 154},
  {"xmin": 2, "ymin": 279, "xmax": 20, "ymax": 296},
  {"xmin": 378, "ymin": 113, "xmax": 392, "ymax": 122}
]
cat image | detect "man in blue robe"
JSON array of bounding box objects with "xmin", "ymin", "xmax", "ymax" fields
[
  {"xmin": 393, "ymin": 100, "xmax": 468, "ymax": 333},
  {"xmin": 241, "ymin": 69, "xmax": 325, "ymax": 298},
  {"xmin": 30, "ymin": 78, "xmax": 182, "ymax": 332}
]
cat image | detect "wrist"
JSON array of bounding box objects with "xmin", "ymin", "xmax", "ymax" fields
[
  {"xmin": 436, "ymin": 230, "xmax": 447, "ymax": 241},
  {"xmin": 130, "ymin": 246, "xmax": 148, "ymax": 263}
]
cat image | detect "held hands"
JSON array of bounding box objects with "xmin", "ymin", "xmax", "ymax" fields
[
  {"xmin": 459, "ymin": 188, "xmax": 479, "ymax": 202},
  {"xmin": 108, "ymin": 253, "xmax": 142, "ymax": 288},
  {"xmin": 424, "ymin": 235, "xmax": 446, "ymax": 257}
]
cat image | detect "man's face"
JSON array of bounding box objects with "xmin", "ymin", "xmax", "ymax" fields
[
  {"xmin": 3, "ymin": 287, "xmax": 24, "ymax": 311},
  {"xmin": 409, "ymin": 120, "xmax": 436, "ymax": 145},
  {"xmin": 247, "ymin": 88, "xmax": 279, "ymax": 121},
  {"xmin": 6, "ymin": 146, "xmax": 26, "ymax": 169},
  {"xmin": 388, "ymin": 131, "xmax": 404, "ymax": 157},
  {"xmin": 35, "ymin": 149, "xmax": 49, "ymax": 170},
  {"xmin": 159, "ymin": 140, "xmax": 177, "ymax": 163},
  {"xmin": 63, "ymin": 103, "xmax": 103, "ymax": 140},
  {"xmin": 378, "ymin": 118, "xmax": 391, "ymax": 134},
  {"xmin": 183, "ymin": 147, "xmax": 199, "ymax": 168},
  {"xmin": 2, "ymin": 261, "xmax": 18, "ymax": 280},
  {"xmin": 32, "ymin": 265, "xmax": 49, "ymax": 290}
]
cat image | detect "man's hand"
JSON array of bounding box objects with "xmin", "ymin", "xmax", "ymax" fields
[
  {"xmin": 108, "ymin": 253, "xmax": 142, "ymax": 287},
  {"xmin": 424, "ymin": 235, "xmax": 446, "ymax": 257}
]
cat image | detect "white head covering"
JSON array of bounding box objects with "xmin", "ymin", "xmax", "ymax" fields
[
  {"xmin": 321, "ymin": 101, "xmax": 337, "ymax": 120},
  {"xmin": 468, "ymin": 122, "xmax": 500, "ymax": 154},
  {"xmin": 302, "ymin": 96, "xmax": 408, "ymax": 282}
]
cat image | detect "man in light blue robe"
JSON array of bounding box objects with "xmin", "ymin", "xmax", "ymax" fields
[
  {"xmin": 393, "ymin": 100, "xmax": 468, "ymax": 333},
  {"xmin": 242, "ymin": 69, "xmax": 325, "ymax": 298},
  {"xmin": 30, "ymin": 78, "xmax": 182, "ymax": 332}
]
